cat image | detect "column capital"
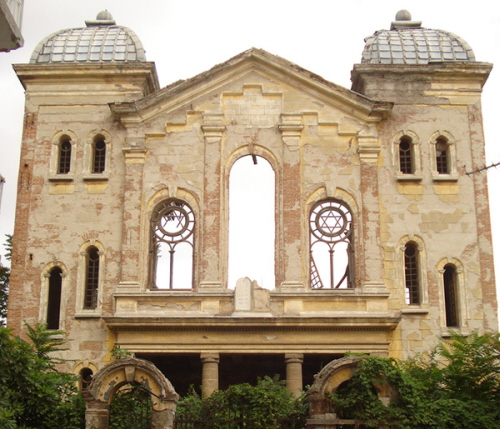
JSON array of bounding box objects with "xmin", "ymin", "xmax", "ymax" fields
[
  {"xmin": 200, "ymin": 352, "xmax": 220, "ymax": 364},
  {"xmin": 285, "ymin": 353, "xmax": 304, "ymax": 364}
]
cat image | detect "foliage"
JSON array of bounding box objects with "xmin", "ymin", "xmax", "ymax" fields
[
  {"xmin": 0, "ymin": 234, "xmax": 12, "ymax": 326},
  {"xmin": 0, "ymin": 323, "xmax": 85, "ymax": 429},
  {"xmin": 329, "ymin": 331, "xmax": 500, "ymax": 429},
  {"xmin": 111, "ymin": 344, "xmax": 133, "ymax": 360},
  {"xmin": 176, "ymin": 375, "xmax": 308, "ymax": 428},
  {"xmin": 109, "ymin": 382, "xmax": 152, "ymax": 429}
]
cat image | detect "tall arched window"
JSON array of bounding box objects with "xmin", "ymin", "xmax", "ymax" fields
[
  {"xmin": 443, "ymin": 264, "xmax": 459, "ymax": 327},
  {"xmin": 84, "ymin": 247, "xmax": 100, "ymax": 309},
  {"xmin": 399, "ymin": 136, "xmax": 413, "ymax": 174},
  {"xmin": 228, "ymin": 155, "xmax": 275, "ymax": 289},
  {"xmin": 435, "ymin": 136, "xmax": 450, "ymax": 174},
  {"xmin": 310, "ymin": 200, "xmax": 354, "ymax": 289},
  {"xmin": 47, "ymin": 267, "xmax": 62, "ymax": 329},
  {"xmin": 92, "ymin": 137, "xmax": 106, "ymax": 173},
  {"xmin": 404, "ymin": 243, "xmax": 420, "ymax": 304},
  {"xmin": 150, "ymin": 199, "xmax": 195, "ymax": 289},
  {"xmin": 57, "ymin": 137, "xmax": 72, "ymax": 174}
]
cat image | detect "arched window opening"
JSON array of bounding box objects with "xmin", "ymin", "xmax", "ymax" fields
[
  {"xmin": 399, "ymin": 136, "xmax": 413, "ymax": 174},
  {"xmin": 92, "ymin": 138, "xmax": 106, "ymax": 173},
  {"xmin": 84, "ymin": 247, "xmax": 100, "ymax": 309},
  {"xmin": 47, "ymin": 267, "xmax": 62, "ymax": 329},
  {"xmin": 228, "ymin": 155, "xmax": 275, "ymax": 289},
  {"xmin": 435, "ymin": 137, "xmax": 449, "ymax": 174},
  {"xmin": 80, "ymin": 367, "xmax": 93, "ymax": 391},
  {"xmin": 57, "ymin": 137, "xmax": 72, "ymax": 174},
  {"xmin": 443, "ymin": 264, "xmax": 459, "ymax": 327},
  {"xmin": 404, "ymin": 243, "xmax": 420, "ymax": 304},
  {"xmin": 310, "ymin": 200, "xmax": 354, "ymax": 289},
  {"xmin": 150, "ymin": 199, "xmax": 195, "ymax": 289}
]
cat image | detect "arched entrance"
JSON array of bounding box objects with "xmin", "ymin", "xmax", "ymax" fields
[{"xmin": 83, "ymin": 357, "xmax": 179, "ymax": 429}]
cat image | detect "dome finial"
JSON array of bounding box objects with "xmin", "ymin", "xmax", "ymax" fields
[
  {"xmin": 85, "ymin": 10, "xmax": 116, "ymax": 27},
  {"xmin": 395, "ymin": 10, "xmax": 412, "ymax": 21}
]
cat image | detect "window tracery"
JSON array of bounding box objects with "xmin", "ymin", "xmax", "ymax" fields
[
  {"xmin": 310, "ymin": 199, "xmax": 354, "ymax": 289},
  {"xmin": 150, "ymin": 199, "xmax": 195, "ymax": 289}
]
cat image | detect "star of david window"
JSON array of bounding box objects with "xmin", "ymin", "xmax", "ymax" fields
[
  {"xmin": 310, "ymin": 200, "xmax": 354, "ymax": 289},
  {"xmin": 149, "ymin": 199, "xmax": 195, "ymax": 289}
]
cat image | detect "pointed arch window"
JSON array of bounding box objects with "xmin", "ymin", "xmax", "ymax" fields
[
  {"xmin": 443, "ymin": 264, "xmax": 459, "ymax": 327},
  {"xmin": 310, "ymin": 200, "xmax": 354, "ymax": 289},
  {"xmin": 57, "ymin": 137, "xmax": 72, "ymax": 174},
  {"xmin": 47, "ymin": 267, "xmax": 62, "ymax": 329},
  {"xmin": 150, "ymin": 199, "xmax": 195, "ymax": 289},
  {"xmin": 404, "ymin": 243, "xmax": 420, "ymax": 304},
  {"xmin": 92, "ymin": 138, "xmax": 106, "ymax": 174},
  {"xmin": 84, "ymin": 247, "xmax": 100, "ymax": 309}
]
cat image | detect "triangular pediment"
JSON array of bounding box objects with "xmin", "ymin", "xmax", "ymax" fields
[{"xmin": 110, "ymin": 48, "xmax": 392, "ymax": 126}]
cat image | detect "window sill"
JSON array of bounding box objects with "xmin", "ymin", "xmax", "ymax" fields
[
  {"xmin": 75, "ymin": 311, "xmax": 102, "ymax": 319},
  {"xmin": 401, "ymin": 307, "xmax": 429, "ymax": 315},
  {"xmin": 83, "ymin": 174, "xmax": 109, "ymax": 181},
  {"xmin": 396, "ymin": 174, "xmax": 423, "ymax": 181},
  {"xmin": 48, "ymin": 175, "xmax": 74, "ymax": 182},
  {"xmin": 432, "ymin": 173, "xmax": 459, "ymax": 182}
]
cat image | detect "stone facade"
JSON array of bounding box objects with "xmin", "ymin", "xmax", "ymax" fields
[{"xmin": 7, "ymin": 11, "xmax": 498, "ymax": 397}]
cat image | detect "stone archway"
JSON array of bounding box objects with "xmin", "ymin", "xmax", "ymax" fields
[{"xmin": 83, "ymin": 357, "xmax": 179, "ymax": 429}]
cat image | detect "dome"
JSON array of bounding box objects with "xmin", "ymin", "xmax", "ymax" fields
[
  {"xmin": 361, "ymin": 11, "xmax": 475, "ymax": 65},
  {"xmin": 29, "ymin": 11, "xmax": 146, "ymax": 64}
]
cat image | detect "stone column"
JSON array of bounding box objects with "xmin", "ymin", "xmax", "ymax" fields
[
  {"xmin": 279, "ymin": 114, "xmax": 304, "ymax": 290},
  {"xmin": 201, "ymin": 352, "xmax": 220, "ymax": 398},
  {"xmin": 200, "ymin": 115, "xmax": 225, "ymax": 291},
  {"xmin": 285, "ymin": 353, "xmax": 304, "ymax": 398}
]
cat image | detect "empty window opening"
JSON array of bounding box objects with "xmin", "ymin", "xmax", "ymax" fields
[
  {"xmin": 92, "ymin": 138, "xmax": 106, "ymax": 173},
  {"xmin": 436, "ymin": 137, "xmax": 449, "ymax": 174},
  {"xmin": 80, "ymin": 367, "xmax": 93, "ymax": 391},
  {"xmin": 228, "ymin": 155, "xmax": 275, "ymax": 289},
  {"xmin": 443, "ymin": 264, "xmax": 459, "ymax": 327},
  {"xmin": 47, "ymin": 267, "xmax": 62, "ymax": 329},
  {"xmin": 84, "ymin": 247, "xmax": 99, "ymax": 309},
  {"xmin": 404, "ymin": 243, "xmax": 420, "ymax": 304},
  {"xmin": 310, "ymin": 200, "xmax": 354, "ymax": 289},
  {"xmin": 58, "ymin": 138, "xmax": 72, "ymax": 174},
  {"xmin": 150, "ymin": 199, "xmax": 194, "ymax": 289},
  {"xmin": 399, "ymin": 136, "xmax": 413, "ymax": 174}
]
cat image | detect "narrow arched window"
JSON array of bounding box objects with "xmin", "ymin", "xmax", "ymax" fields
[
  {"xmin": 150, "ymin": 199, "xmax": 195, "ymax": 289},
  {"xmin": 399, "ymin": 136, "xmax": 413, "ymax": 174},
  {"xmin": 84, "ymin": 247, "xmax": 100, "ymax": 309},
  {"xmin": 92, "ymin": 138, "xmax": 106, "ymax": 173},
  {"xmin": 404, "ymin": 243, "xmax": 420, "ymax": 304},
  {"xmin": 435, "ymin": 137, "xmax": 449, "ymax": 174},
  {"xmin": 57, "ymin": 138, "xmax": 72, "ymax": 174},
  {"xmin": 310, "ymin": 200, "xmax": 354, "ymax": 289},
  {"xmin": 443, "ymin": 264, "xmax": 459, "ymax": 327},
  {"xmin": 47, "ymin": 267, "xmax": 62, "ymax": 329}
]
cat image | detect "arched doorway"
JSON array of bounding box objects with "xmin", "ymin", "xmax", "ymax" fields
[{"xmin": 83, "ymin": 357, "xmax": 179, "ymax": 429}]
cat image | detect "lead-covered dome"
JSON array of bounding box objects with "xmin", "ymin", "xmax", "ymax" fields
[
  {"xmin": 30, "ymin": 11, "xmax": 146, "ymax": 64},
  {"xmin": 361, "ymin": 11, "xmax": 475, "ymax": 65}
]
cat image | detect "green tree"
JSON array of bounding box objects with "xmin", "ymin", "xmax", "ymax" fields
[
  {"xmin": 0, "ymin": 234, "xmax": 12, "ymax": 326},
  {"xmin": 0, "ymin": 323, "xmax": 85, "ymax": 429},
  {"xmin": 330, "ymin": 332, "xmax": 500, "ymax": 429}
]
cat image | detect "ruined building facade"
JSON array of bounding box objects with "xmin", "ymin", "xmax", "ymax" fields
[{"xmin": 8, "ymin": 11, "xmax": 498, "ymax": 396}]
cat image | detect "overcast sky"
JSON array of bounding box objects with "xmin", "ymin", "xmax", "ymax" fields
[{"xmin": 0, "ymin": 0, "xmax": 499, "ymax": 305}]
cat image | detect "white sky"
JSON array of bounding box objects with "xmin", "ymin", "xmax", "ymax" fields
[{"xmin": 0, "ymin": 0, "xmax": 499, "ymax": 312}]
